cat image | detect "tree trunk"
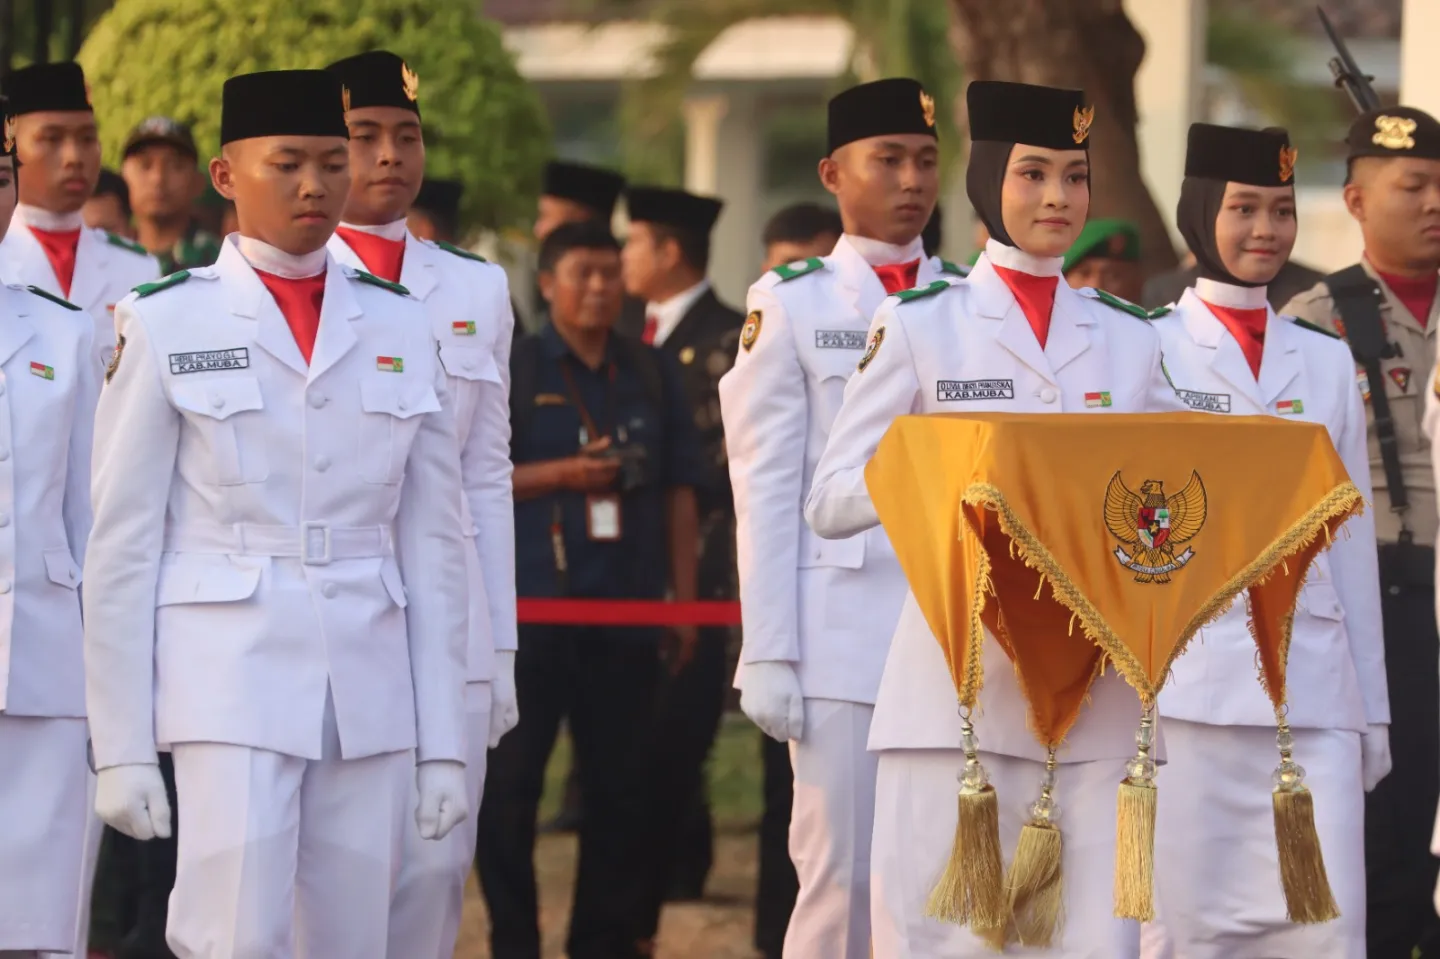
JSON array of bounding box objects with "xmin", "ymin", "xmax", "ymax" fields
[{"xmin": 948, "ymin": 0, "xmax": 1179, "ymax": 276}]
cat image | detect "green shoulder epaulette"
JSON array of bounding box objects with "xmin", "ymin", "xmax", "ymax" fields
[
  {"xmin": 106, "ymin": 232, "xmax": 149, "ymax": 256},
  {"xmin": 771, "ymin": 257, "xmax": 824, "ymax": 282},
  {"xmin": 940, "ymin": 259, "xmax": 969, "ymax": 277},
  {"xmin": 133, "ymin": 270, "xmax": 191, "ymax": 298},
  {"xmin": 354, "ymin": 271, "xmax": 411, "ymax": 296},
  {"xmin": 894, "ymin": 280, "xmax": 951, "ymax": 303},
  {"xmin": 25, "ymin": 285, "xmax": 82, "ymax": 310},
  {"xmin": 1290, "ymin": 316, "xmax": 1341, "ymax": 340},
  {"xmin": 1086, "ymin": 287, "xmax": 1171, "ymax": 320},
  {"xmin": 434, "ymin": 240, "xmax": 487, "ymax": 263}
]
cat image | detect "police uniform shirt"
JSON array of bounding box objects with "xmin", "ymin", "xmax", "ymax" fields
[
  {"xmin": 1284, "ymin": 263, "xmax": 1439, "ymax": 546},
  {"xmin": 511, "ymin": 323, "xmax": 704, "ymax": 600}
]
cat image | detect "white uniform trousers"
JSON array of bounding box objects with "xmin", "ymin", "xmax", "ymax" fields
[
  {"xmin": 0, "ymin": 716, "xmax": 91, "ymax": 953},
  {"xmin": 385, "ymin": 682, "xmax": 491, "ymax": 959},
  {"xmin": 42, "ymin": 766, "xmax": 102, "ymax": 959},
  {"xmin": 784, "ymin": 698, "xmax": 878, "ymax": 959},
  {"xmin": 166, "ymin": 739, "xmax": 412, "ymax": 959},
  {"xmin": 871, "ymin": 749, "xmax": 1140, "ymax": 959},
  {"xmin": 1140, "ymin": 721, "xmax": 1365, "ymax": 959}
]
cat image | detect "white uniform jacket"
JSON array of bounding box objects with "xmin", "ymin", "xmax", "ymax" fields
[
  {"xmin": 0, "ymin": 283, "xmax": 97, "ymax": 718},
  {"xmin": 1151, "ymin": 287, "xmax": 1387, "ymax": 731},
  {"xmin": 804, "ymin": 244, "xmax": 1186, "ymax": 761},
  {"xmin": 83, "ymin": 240, "xmax": 469, "ymax": 771},
  {"xmin": 0, "ymin": 208, "xmax": 159, "ymax": 372},
  {"xmin": 328, "ymin": 231, "xmax": 516, "ymax": 684},
  {"xmin": 719, "ymin": 235, "xmax": 962, "ymax": 705}
]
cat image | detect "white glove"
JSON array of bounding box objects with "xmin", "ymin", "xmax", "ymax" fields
[
  {"xmin": 488, "ymin": 650, "xmax": 519, "ymax": 748},
  {"xmin": 1361, "ymin": 723, "xmax": 1392, "ymax": 792},
  {"xmin": 415, "ymin": 759, "xmax": 468, "ymax": 841},
  {"xmin": 95, "ymin": 763, "xmax": 172, "ymax": 841},
  {"xmin": 739, "ymin": 661, "xmax": 805, "ymax": 743}
]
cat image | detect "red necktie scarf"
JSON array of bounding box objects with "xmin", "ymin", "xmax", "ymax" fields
[
  {"xmin": 642, "ymin": 315, "xmax": 659, "ymax": 345},
  {"xmin": 334, "ymin": 227, "xmax": 405, "ymax": 284},
  {"xmin": 29, "ymin": 226, "xmax": 81, "ymax": 299},
  {"xmin": 255, "ymin": 270, "xmax": 327, "ymax": 364},
  {"xmin": 1203, "ymin": 301, "xmax": 1268, "ymax": 379},
  {"xmin": 1374, "ymin": 268, "xmax": 1438, "ymax": 329},
  {"xmin": 992, "ymin": 265, "xmax": 1059, "ymax": 349},
  {"xmin": 873, "ymin": 259, "xmax": 921, "ymax": 296}
]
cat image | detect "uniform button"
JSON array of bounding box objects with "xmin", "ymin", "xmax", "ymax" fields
[
  {"xmin": 209, "ymin": 394, "xmax": 225, "ymax": 410},
  {"xmin": 309, "ymin": 393, "xmax": 327, "ymax": 409},
  {"xmin": 0, "ymin": 513, "xmax": 11, "ymax": 528},
  {"xmin": 1389, "ymin": 584, "xmax": 1402, "ymax": 596},
  {"xmin": 464, "ymin": 358, "xmax": 477, "ymax": 371},
  {"xmin": 322, "ymin": 582, "xmax": 338, "ymax": 599},
  {"xmin": 0, "ymin": 580, "xmax": 13, "ymax": 595},
  {"xmin": 397, "ymin": 399, "xmax": 408, "ymax": 412},
  {"xmin": 314, "ymin": 456, "xmax": 331, "ymax": 473},
  {"xmin": 1039, "ymin": 387, "xmax": 1058, "ymax": 404},
  {"xmin": 0, "ymin": 450, "xmax": 12, "ymax": 462}
]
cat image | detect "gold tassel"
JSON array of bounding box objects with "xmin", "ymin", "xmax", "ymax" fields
[
  {"xmin": 1114, "ymin": 709, "xmax": 1159, "ymax": 921},
  {"xmin": 1271, "ymin": 716, "xmax": 1340, "ymax": 924},
  {"xmin": 1005, "ymin": 749, "xmax": 1064, "ymax": 947},
  {"xmin": 925, "ymin": 710, "xmax": 1007, "ymax": 941}
]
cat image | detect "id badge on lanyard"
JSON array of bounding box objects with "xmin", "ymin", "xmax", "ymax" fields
[{"xmin": 562, "ymin": 358, "xmax": 624, "ymax": 543}]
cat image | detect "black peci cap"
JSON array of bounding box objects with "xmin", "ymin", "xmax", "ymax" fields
[
  {"xmin": 220, "ymin": 70, "xmax": 349, "ymax": 146},
  {"xmin": 2, "ymin": 61, "xmax": 91, "ymax": 115},
  {"xmin": 543, "ymin": 161, "xmax": 626, "ymax": 221},
  {"xmin": 1346, "ymin": 106, "xmax": 1440, "ymax": 162},
  {"xmin": 1185, "ymin": 123, "xmax": 1297, "ymax": 187},
  {"xmin": 827, "ymin": 78, "xmax": 939, "ymax": 155},
  {"xmin": 625, "ymin": 187, "xmax": 723, "ymax": 234},
  {"xmin": 967, "ymin": 80, "xmax": 1092, "ymax": 151},
  {"xmin": 326, "ymin": 50, "xmax": 421, "ymax": 118},
  {"xmin": 414, "ymin": 178, "xmax": 462, "ymax": 218}
]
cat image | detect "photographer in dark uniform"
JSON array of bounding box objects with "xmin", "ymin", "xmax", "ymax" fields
[{"xmin": 476, "ymin": 220, "xmax": 702, "ymax": 959}]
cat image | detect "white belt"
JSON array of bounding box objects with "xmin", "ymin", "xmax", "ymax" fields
[{"xmin": 162, "ymin": 521, "xmax": 392, "ymax": 566}]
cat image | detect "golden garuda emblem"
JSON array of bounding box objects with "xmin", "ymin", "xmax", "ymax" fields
[
  {"xmin": 1104, "ymin": 470, "xmax": 1207, "ymax": 583},
  {"xmin": 1073, "ymin": 104, "xmax": 1095, "ymax": 145},
  {"xmin": 342, "ymin": 85, "xmax": 352, "ymax": 114},
  {"xmin": 1373, "ymin": 115, "xmax": 1417, "ymax": 151},
  {"xmin": 920, "ymin": 90, "xmax": 936, "ymax": 129},
  {"xmin": 1279, "ymin": 145, "xmax": 1298, "ymax": 183},
  {"xmin": 2, "ymin": 115, "xmax": 14, "ymax": 154},
  {"xmin": 401, "ymin": 62, "xmax": 420, "ymax": 102}
]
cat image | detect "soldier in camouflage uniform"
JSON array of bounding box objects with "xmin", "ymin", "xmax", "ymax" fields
[{"xmin": 119, "ymin": 117, "xmax": 220, "ymax": 275}]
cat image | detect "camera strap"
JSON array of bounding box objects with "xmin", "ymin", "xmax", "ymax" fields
[{"xmin": 559, "ymin": 356, "xmax": 618, "ymax": 447}]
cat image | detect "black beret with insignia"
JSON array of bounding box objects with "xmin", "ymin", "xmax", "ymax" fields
[
  {"xmin": 1347, "ymin": 106, "xmax": 1440, "ymax": 161},
  {"xmin": 543, "ymin": 161, "xmax": 627, "ymax": 222},
  {"xmin": 827, "ymin": 78, "xmax": 938, "ymax": 155},
  {"xmin": 2, "ymin": 61, "xmax": 91, "ymax": 115},
  {"xmin": 626, "ymin": 187, "xmax": 724, "ymax": 235},
  {"xmin": 967, "ymin": 80, "xmax": 1092, "ymax": 152},
  {"xmin": 326, "ymin": 50, "xmax": 420, "ymax": 118},
  {"xmin": 1185, "ymin": 123, "xmax": 1297, "ymax": 188},
  {"xmin": 221, "ymin": 70, "xmax": 349, "ymax": 146}
]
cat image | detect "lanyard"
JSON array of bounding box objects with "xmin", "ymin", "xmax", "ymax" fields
[{"xmin": 558, "ymin": 356, "xmax": 617, "ymax": 447}]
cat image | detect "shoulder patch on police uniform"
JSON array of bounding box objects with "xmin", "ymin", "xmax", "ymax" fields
[
  {"xmin": 25, "ymin": 285, "xmax": 82, "ymax": 310},
  {"xmin": 433, "ymin": 240, "xmax": 487, "ymax": 263},
  {"xmin": 106, "ymin": 335, "xmax": 125, "ymax": 384},
  {"xmin": 133, "ymin": 271, "xmax": 191, "ymax": 298},
  {"xmin": 353, "ymin": 271, "xmax": 411, "ymax": 296},
  {"xmin": 857, "ymin": 326, "xmax": 885, "ymax": 372},
  {"xmin": 106, "ymin": 232, "xmax": 149, "ymax": 256},
  {"xmin": 940, "ymin": 259, "xmax": 969, "ymax": 277},
  {"xmin": 894, "ymin": 280, "xmax": 950, "ymax": 303},
  {"xmin": 1082, "ymin": 287, "xmax": 1170, "ymax": 320},
  {"xmin": 741, "ymin": 311, "xmax": 762, "ymax": 352},
  {"xmin": 1290, "ymin": 316, "xmax": 1341, "ymax": 340},
  {"xmin": 771, "ymin": 257, "xmax": 825, "ymax": 282}
]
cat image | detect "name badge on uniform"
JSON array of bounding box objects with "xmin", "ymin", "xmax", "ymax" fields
[
  {"xmin": 937, "ymin": 379, "xmax": 1014, "ymax": 401},
  {"xmin": 169, "ymin": 348, "xmax": 249, "ymax": 375},
  {"xmin": 815, "ymin": 330, "xmax": 866, "ymax": 350},
  {"xmin": 1175, "ymin": 389, "xmax": 1231, "ymax": 413},
  {"xmin": 586, "ymin": 493, "xmax": 622, "ymax": 542}
]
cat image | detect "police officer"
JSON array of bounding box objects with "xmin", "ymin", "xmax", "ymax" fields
[
  {"xmin": 720, "ymin": 77, "xmax": 962, "ymax": 959},
  {"xmin": 324, "ymin": 49, "xmax": 519, "ymax": 959},
  {"xmin": 1282, "ymin": 104, "xmax": 1440, "ymax": 959},
  {"xmin": 0, "ymin": 62, "xmax": 158, "ymax": 373},
  {"xmin": 476, "ymin": 219, "xmax": 703, "ymax": 959},
  {"xmin": 120, "ymin": 117, "xmax": 222, "ymax": 274},
  {"xmin": 0, "ymin": 93, "xmax": 102, "ymax": 959},
  {"xmin": 83, "ymin": 69, "xmax": 470, "ymax": 956}
]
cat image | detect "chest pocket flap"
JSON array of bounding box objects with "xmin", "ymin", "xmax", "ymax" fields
[
  {"xmin": 360, "ymin": 377, "xmax": 443, "ymax": 419},
  {"xmin": 169, "ymin": 377, "xmax": 268, "ymax": 485},
  {"xmin": 439, "ymin": 345, "xmax": 502, "ymax": 384},
  {"xmin": 171, "ymin": 377, "xmax": 265, "ymax": 421}
]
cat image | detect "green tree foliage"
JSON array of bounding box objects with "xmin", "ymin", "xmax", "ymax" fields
[{"xmin": 77, "ymin": 0, "xmax": 551, "ymax": 233}]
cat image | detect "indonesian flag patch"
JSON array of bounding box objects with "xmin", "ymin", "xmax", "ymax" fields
[
  {"xmin": 29, "ymin": 361, "xmax": 53, "ymax": 380},
  {"xmin": 376, "ymin": 356, "xmax": 404, "ymax": 373},
  {"xmin": 452, "ymin": 320, "xmax": 476, "ymax": 336},
  {"xmin": 1084, "ymin": 391, "xmax": 1112, "ymax": 409},
  {"xmin": 1276, "ymin": 398, "xmax": 1304, "ymax": 415}
]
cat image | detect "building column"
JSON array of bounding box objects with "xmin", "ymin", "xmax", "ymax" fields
[
  {"xmin": 684, "ymin": 90, "xmax": 761, "ymax": 305},
  {"xmin": 1126, "ymin": 0, "xmax": 1206, "ymax": 249},
  {"xmin": 1401, "ymin": 0, "xmax": 1440, "ymax": 118}
]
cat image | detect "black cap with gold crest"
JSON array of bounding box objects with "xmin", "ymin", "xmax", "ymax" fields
[
  {"xmin": 220, "ymin": 70, "xmax": 349, "ymax": 146},
  {"xmin": 2, "ymin": 61, "xmax": 92, "ymax": 116},
  {"xmin": 326, "ymin": 50, "xmax": 421, "ymax": 118},
  {"xmin": 967, "ymin": 80, "xmax": 1092, "ymax": 151},
  {"xmin": 827, "ymin": 78, "xmax": 938, "ymax": 155},
  {"xmin": 1346, "ymin": 105, "xmax": 1440, "ymax": 162},
  {"xmin": 1186, "ymin": 123, "xmax": 1298, "ymax": 188}
]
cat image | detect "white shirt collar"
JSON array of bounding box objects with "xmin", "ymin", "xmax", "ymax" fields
[
  {"xmin": 338, "ymin": 218, "xmax": 409, "ymax": 242},
  {"xmin": 1194, "ymin": 277, "xmax": 1268, "ymax": 310},
  {"xmin": 984, "ymin": 238, "xmax": 1063, "ymax": 278},
  {"xmin": 646, "ymin": 278, "xmax": 711, "ymax": 347},
  {"xmin": 843, "ymin": 233, "xmax": 925, "ymax": 268},
  {"xmin": 15, "ymin": 203, "xmax": 83, "ymax": 232},
  {"xmin": 232, "ymin": 234, "xmax": 327, "ymax": 279}
]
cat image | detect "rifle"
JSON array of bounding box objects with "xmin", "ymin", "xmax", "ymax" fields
[{"xmin": 1318, "ymin": 5, "xmax": 1381, "ymax": 113}]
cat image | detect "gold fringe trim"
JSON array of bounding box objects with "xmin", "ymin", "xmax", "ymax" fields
[
  {"xmin": 924, "ymin": 787, "xmax": 1007, "ymax": 937},
  {"xmin": 958, "ymin": 482, "xmax": 1363, "ymax": 703},
  {"xmin": 1006, "ymin": 821, "xmax": 1064, "ymax": 947},
  {"xmin": 1113, "ymin": 779, "xmax": 1157, "ymax": 921},
  {"xmin": 1273, "ymin": 787, "xmax": 1340, "ymax": 924}
]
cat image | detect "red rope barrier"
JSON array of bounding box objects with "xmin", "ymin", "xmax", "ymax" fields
[{"xmin": 516, "ymin": 598, "xmax": 742, "ymax": 627}]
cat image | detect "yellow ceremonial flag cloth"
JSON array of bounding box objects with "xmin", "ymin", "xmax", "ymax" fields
[{"xmin": 864, "ymin": 412, "xmax": 1363, "ymax": 747}]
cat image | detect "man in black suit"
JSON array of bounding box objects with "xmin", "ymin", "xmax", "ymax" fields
[{"xmin": 621, "ymin": 186, "xmax": 744, "ymax": 930}]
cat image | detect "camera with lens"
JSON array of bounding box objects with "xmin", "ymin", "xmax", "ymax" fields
[{"xmin": 602, "ymin": 442, "xmax": 650, "ymax": 493}]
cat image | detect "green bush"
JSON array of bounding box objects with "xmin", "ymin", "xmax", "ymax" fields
[{"xmin": 77, "ymin": 0, "xmax": 551, "ymax": 233}]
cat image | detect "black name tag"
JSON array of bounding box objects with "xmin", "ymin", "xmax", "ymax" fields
[
  {"xmin": 815, "ymin": 330, "xmax": 866, "ymax": 350},
  {"xmin": 169, "ymin": 348, "xmax": 250, "ymax": 375},
  {"xmin": 1176, "ymin": 389, "xmax": 1231, "ymax": 413},
  {"xmin": 937, "ymin": 378, "xmax": 1015, "ymax": 401}
]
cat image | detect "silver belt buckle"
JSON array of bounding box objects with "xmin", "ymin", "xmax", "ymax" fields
[{"xmin": 302, "ymin": 521, "xmax": 332, "ymax": 566}]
